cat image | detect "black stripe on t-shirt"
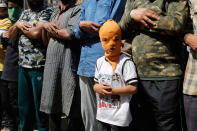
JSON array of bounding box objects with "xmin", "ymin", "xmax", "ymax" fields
[
  {"xmin": 126, "ymin": 78, "xmax": 138, "ymax": 84},
  {"xmin": 122, "ymin": 59, "xmax": 132, "ymax": 75},
  {"xmin": 94, "ymin": 77, "xmax": 98, "ymax": 81}
]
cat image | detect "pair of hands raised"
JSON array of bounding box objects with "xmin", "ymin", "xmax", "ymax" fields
[
  {"xmin": 16, "ymin": 21, "xmax": 60, "ymax": 37},
  {"xmin": 79, "ymin": 8, "xmax": 160, "ymax": 35}
]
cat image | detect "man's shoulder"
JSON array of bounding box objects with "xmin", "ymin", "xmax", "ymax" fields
[
  {"xmin": 43, "ymin": 6, "xmax": 54, "ymax": 11},
  {"xmin": 73, "ymin": 4, "xmax": 81, "ymax": 13},
  {"xmin": 73, "ymin": 4, "xmax": 81, "ymax": 10},
  {"xmin": 39, "ymin": 6, "xmax": 54, "ymax": 14},
  {"xmin": 21, "ymin": 9, "xmax": 31, "ymax": 15},
  {"xmin": 66, "ymin": 4, "xmax": 81, "ymax": 15}
]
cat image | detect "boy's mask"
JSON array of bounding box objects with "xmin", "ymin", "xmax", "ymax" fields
[{"xmin": 99, "ymin": 19, "xmax": 122, "ymax": 71}]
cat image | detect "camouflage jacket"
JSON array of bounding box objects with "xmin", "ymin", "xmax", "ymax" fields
[
  {"xmin": 119, "ymin": 0, "xmax": 188, "ymax": 80},
  {"xmin": 18, "ymin": 6, "xmax": 53, "ymax": 68}
]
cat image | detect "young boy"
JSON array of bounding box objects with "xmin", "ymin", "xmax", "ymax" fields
[
  {"xmin": 0, "ymin": 0, "xmax": 11, "ymax": 72},
  {"xmin": 0, "ymin": 0, "xmax": 23, "ymax": 130},
  {"xmin": 0, "ymin": 1, "xmax": 12, "ymax": 130},
  {"xmin": 93, "ymin": 19, "xmax": 138, "ymax": 131}
]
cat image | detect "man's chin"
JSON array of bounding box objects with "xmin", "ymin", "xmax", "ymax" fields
[{"xmin": 29, "ymin": 2, "xmax": 44, "ymax": 11}]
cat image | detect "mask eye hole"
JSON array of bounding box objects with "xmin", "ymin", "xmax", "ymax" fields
[
  {"xmin": 102, "ymin": 38, "xmax": 108, "ymax": 43},
  {"xmin": 114, "ymin": 35, "xmax": 119, "ymax": 41}
]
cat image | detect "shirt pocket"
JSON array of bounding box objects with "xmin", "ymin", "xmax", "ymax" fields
[{"xmin": 95, "ymin": 0, "xmax": 113, "ymax": 24}]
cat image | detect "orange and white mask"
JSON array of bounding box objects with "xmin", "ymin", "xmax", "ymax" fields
[{"xmin": 99, "ymin": 19, "xmax": 122, "ymax": 71}]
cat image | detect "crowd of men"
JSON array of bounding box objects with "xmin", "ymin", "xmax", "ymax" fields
[{"xmin": 0, "ymin": 0, "xmax": 196, "ymax": 131}]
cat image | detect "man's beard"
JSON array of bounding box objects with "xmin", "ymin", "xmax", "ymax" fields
[
  {"xmin": 28, "ymin": 0, "xmax": 44, "ymax": 11},
  {"xmin": 61, "ymin": 0, "xmax": 75, "ymax": 5}
]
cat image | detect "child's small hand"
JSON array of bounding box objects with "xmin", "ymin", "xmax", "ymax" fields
[
  {"xmin": 93, "ymin": 83, "xmax": 112, "ymax": 96},
  {"xmin": 2, "ymin": 31, "xmax": 9, "ymax": 38}
]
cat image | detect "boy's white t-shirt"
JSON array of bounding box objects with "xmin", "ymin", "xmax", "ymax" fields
[{"xmin": 94, "ymin": 54, "xmax": 138, "ymax": 127}]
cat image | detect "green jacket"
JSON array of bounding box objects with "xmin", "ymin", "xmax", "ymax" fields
[{"xmin": 119, "ymin": 0, "xmax": 188, "ymax": 80}]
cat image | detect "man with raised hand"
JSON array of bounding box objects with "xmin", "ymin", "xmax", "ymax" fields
[
  {"xmin": 120, "ymin": 0, "xmax": 188, "ymax": 131},
  {"xmin": 74, "ymin": 0, "xmax": 127, "ymax": 131},
  {"xmin": 7, "ymin": 0, "xmax": 53, "ymax": 130}
]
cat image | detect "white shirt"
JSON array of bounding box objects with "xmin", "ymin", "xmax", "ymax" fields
[{"xmin": 94, "ymin": 54, "xmax": 138, "ymax": 127}]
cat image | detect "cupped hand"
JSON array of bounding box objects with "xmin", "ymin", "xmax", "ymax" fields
[
  {"xmin": 43, "ymin": 22, "xmax": 59, "ymax": 36},
  {"xmin": 184, "ymin": 33, "xmax": 197, "ymax": 51},
  {"xmin": 16, "ymin": 21, "xmax": 32, "ymax": 31},
  {"xmin": 94, "ymin": 83, "xmax": 112, "ymax": 97},
  {"xmin": 79, "ymin": 21, "xmax": 100, "ymax": 36},
  {"xmin": 130, "ymin": 8, "xmax": 160, "ymax": 28}
]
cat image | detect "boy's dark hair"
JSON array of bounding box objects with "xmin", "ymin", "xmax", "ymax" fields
[{"xmin": 7, "ymin": 0, "xmax": 23, "ymax": 8}]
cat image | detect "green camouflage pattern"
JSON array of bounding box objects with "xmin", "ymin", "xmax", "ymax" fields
[{"xmin": 119, "ymin": 0, "xmax": 188, "ymax": 79}]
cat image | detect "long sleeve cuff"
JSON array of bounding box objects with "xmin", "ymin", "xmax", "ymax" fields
[{"xmin": 74, "ymin": 21, "xmax": 86, "ymax": 40}]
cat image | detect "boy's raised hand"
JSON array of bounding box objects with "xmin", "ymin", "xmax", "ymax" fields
[{"xmin": 2, "ymin": 31, "xmax": 9, "ymax": 38}]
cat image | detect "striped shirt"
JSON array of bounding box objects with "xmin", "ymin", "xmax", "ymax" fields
[
  {"xmin": 183, "ymin": 0, "xmax": 197, "ymax": 95},
  {"xmin": 40, "ymin": 5, "xmax": 81, "ymax": 116}
]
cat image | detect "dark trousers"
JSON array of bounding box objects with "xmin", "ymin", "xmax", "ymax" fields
[
  {"xmin": 131, "ymin": 80, "xmax": 181, "ymax": 131},
  {"xmin": 49, "ymin": 84, "xmax": 85, "ymax": 131},
  {"xmin": 97, "ymin": 121, "xmax": 129, "ymax": 131},
  {"xmin": 184, "ymin": 94, "xmax": 197, "ymax": 131},
  {"xmin": 0, "ymin": 79, "xmax": 18, "ymax": 130},
  {"xmin": 18, "ymin": 67, "xmax": 48, "ymax": 131}
]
